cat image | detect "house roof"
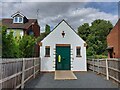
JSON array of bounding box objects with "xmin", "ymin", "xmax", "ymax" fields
[
  {"xmin": 41, "ymin": 19, "xmax": 86, "ymax": 43},
  {"xmin": 2, "ymin": 19, "xmax": 37, "ymax": 30},
  {"xmin": 11, "ymin": 11, "xmax": 25, "ymax": 18}
]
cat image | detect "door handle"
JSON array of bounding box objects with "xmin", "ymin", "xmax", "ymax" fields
[{"xmin": 58, "ymin": 55, "xmax": 61, "ymax": 63}]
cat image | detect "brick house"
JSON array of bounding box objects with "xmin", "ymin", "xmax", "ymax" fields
[
  {"xmin": 107, "ymin": 19, "xmax": 120, "ymax": 58},
  {"xmin": 2, "ymin": 11, "xmax": 40, "ymax": 57}
]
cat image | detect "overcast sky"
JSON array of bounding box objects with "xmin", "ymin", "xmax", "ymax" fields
[{"xmin": 1, "ymin": 0, "xmax": 120, "ymax": 32}]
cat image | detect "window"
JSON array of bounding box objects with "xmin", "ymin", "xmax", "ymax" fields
[
  {"xmin": 15, "ymin": 17, "xmax": 18, "ymax": 22},
  {"xmin": 45, "ymin": 46, "xmax": 50, "ymax": 57},
  {"xmin": 28, "ymin": 29, "xmax": 34, "ymax": 35},
  {"xmin": 19, "ymin": 17, "xmax": 22, "ymax": 22},
  {"xmin": 13, "ymin": 17, "xmax": 23, "ymax": 23},
  {"xmin": 76, "ymin": 46, "xmax": 81, "ymax": 57}
]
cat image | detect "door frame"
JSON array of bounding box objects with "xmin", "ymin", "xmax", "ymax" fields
[{"xmin": 55, "ymin": 44, "xmax": 71, "ymax": 70}]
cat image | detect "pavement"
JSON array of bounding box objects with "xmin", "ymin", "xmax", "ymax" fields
[{"xmin": 24, "ymin": 71, "xmax": 118, "ymax": 88}]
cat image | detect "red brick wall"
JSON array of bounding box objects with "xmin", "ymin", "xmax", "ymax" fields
[
  {"xmin": 107, "ymin": 19, "xmax": 120, "ymax": 58},
  {"xmin": 32, "ymin": 22, "xmax": 40, "ymax": 57},
  {"xmin": 118, "ymin": 20, "xmax": 120, "ymax": 58},
  {"xmin": 32, "ymin": 22, "xmax": 40, "ymax": 38},
  {"xmin": 26, "ymin": 21, "xmax": 40, "ymax": 57}
]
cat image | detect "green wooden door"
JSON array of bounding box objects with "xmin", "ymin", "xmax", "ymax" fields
[{"xmin": 56, "ymin": 46, "xmax": 70, "ymax": 70}]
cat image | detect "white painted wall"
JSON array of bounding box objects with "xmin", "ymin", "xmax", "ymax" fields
[{"xmin": 40, "ymin": 20, "xmax": 87, "ymax": 72}]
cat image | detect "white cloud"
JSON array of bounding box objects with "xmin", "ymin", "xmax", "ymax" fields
[
  {"xmin": 1, "ymin": 2, "xmax": 118, "ymax": 33},
  {"xmin": 68, "ymin": 8, "xmax": 118, "ymax": 26}
]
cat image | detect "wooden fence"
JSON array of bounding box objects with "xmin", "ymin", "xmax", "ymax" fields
[
  {"xmin": 87, "ymin": 58, "xmax": 120, "ymax": 86},
  {"xmin": 0, "ymin": 58, "xmax": 40, "ymax": 89}
]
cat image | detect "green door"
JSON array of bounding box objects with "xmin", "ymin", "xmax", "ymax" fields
[{"xmin": 56, "ymin": 45, "xmax": 70, "ymax": 70}]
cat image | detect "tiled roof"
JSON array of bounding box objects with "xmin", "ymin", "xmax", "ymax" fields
[{"xmin": 2, "ymin": 19, "xmax": 37, "ymax": 29}]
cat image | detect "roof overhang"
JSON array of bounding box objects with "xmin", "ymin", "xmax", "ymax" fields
[
  {"xmin": 106, "ymin": 46, "xmax": 113, "ymax": 50},
  {"xmin": 11, "ymin": 11, "xmax": 25, "ymax": 18}
]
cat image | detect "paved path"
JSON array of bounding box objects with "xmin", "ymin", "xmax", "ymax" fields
[{"xmin": 24, "ymin": 71, "xmax": 118, "ymax": 88}]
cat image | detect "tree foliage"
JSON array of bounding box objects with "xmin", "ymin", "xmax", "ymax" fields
[
  {"xmin": 45, "ymin": 24, "xmax": 51, "ymax": 35},
  {"xmin": 19, "ymin": 35, "xmax": 36, "ymax": 58},
  {"xmin": 2, "ymin": 26, "xmax": 36, "ymax": 58},
  {"xmin": 2, "ymin": 26, "xmax": 20, "ymax": 58},
  {"xmin": 37, "ymin": 24, "xmax": 51, "ymax": 42},
  {"xmin": 78, "ymin": 19, "xmax": 113, "ymax": 57}
]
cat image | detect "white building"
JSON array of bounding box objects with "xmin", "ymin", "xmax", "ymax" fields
[{"xmin": 40, "ymin": 20, "xmax": 87, "ymax": 72}]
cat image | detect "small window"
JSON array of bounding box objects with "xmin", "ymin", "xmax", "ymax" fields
[
  {"xmin": 45, "ymin": 46, "xmax": 50, "ymax": 57},
  {"xmin": 76, "ymin": 46, "xmax": 81, "ymax": 57},
  {"xmin": 15, "ymin": 17, "xmax": 18, "ymax": 22},
  {"xmin": 28, "ymin": 29, "xmax": 34, "ymax": 35},
  {"xmin": 19, "ymin": 17, "xmax": 22, "ymax": 22},
  {"xmin": 13, "ymin": 17, "xmax": 23, "ymax": 23}
]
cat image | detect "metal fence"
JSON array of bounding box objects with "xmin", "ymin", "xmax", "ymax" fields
[
  {"xmin": 0, "ymin": 58, "xmax": 40, "ymax": 89},
  {"xmin": 87, "ymin": 58, "xmax": 120, "ymax": 86}
]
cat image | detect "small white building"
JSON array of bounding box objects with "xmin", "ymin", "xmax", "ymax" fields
[{"xmin": 40, "ymin": 20, "xmax": 87, "ymax": 72}]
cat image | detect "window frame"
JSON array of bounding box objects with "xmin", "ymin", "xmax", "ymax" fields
[
  {"xmin": 45, "ymin": 46, "xmax": 50, "ymax": 57},
  {"xmin": 19, "ymin": 17, "xmax": 23, "ymax": 23},
  {"xmin": 76, "ymin": 46, "xmax": 82, "ymax": 57},
  {"xmin": 13, "ymin": 17, "xmax": 23, "ymax": 23},
  {"xmin": 15, "ymin": 17, "xmax": 18, "ymax": 22}
]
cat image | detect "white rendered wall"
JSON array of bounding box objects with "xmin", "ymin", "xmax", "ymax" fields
[{"xmin": 40, "ymin": 21, "xmax": 87, "ymax": 72}]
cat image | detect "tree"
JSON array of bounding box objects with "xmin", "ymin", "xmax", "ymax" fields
[
  {"xmin": 78, "ymin": 23, "xmax": 90, "ymax": 41},
  {"xmin": 37, "ymin": 24, "xmax": 51, "ymax": 42},
  {"xmin": 2, "ymin": 26, "xmax": 37, "ymax": 58},
  {"xmin": 45, "ymin": 24, "xmax": 50, "ymax": 35},
  {"xmin": 77, "ymin": 19, "xmax": 113, "ymax": 57},
  {"xmin": 90, "ymin": 19, "xmax": 113, "ymax": 55},
  {"xmin": 19, "ymin": 35, "xmax": 36, "ymax": 58},
  {"xmin": 2, "ymin": 26, "xmax": 20, "ymax": 58}
]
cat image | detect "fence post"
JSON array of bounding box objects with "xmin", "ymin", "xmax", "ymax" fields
[
  {"xmin": 39, "ymin": 57, "xmax": 41, "ymax": 73},
  {"xmin": 21, "ymin": 58, "xmax": 25, "ymax": 88},
  {"xmin": 97, "ymin": 59, "xmax": 100, "ymax": 74},
  {"xmin": 33, "ymin": 58, "xmax": 36, "ymax": 78},
  {"xmin": 92, "ymin": 59, "xmax": 94, "ymax": 72},
  {"xmin": 106, "ymin": 58, "xmax": 109, "ymax": 80}
]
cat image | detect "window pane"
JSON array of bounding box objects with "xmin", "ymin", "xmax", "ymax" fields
[
  {"xmin": 19, "ymin": 17, "xmax": 22, "ymax": 22},
  {"xmin": 76, "ymin": 47, "xmax": 81, "ymax": 57},
  {"xmin": 45, "ymin": 47, "xmax": 50, "ymax": 56},
  {"xmin": 15, "ymin": 17, "xmax": 18, "ymax": 22},
  {"xmin": 28, "ymin": 29, "xmax": 34, "ymax": 35}
]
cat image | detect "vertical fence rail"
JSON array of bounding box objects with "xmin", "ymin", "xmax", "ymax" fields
[
  {"xmin": 21, "ymin": 58, "xmax": 25, "ymax": 89},
  {"xmin": 106, "ymin": 59, "xmax": 109, "ymax": 80},
  {"xmin": 92, "ymin": 59, "xmax": 94, "ymax": 72},
  {"xmin": 0, "ymin": 57, "xmax": 41, "ymax": 89},
  {"xmin": 97, "ymin": 59, "xmax": 100, "ymax": 74},
  {"xmin": 33, "ymin": 58, "xmax": 35, "ymax": 78},
  {"xmin": 87, "ymin": 58, "xmax": 120, "ymax": 87}
]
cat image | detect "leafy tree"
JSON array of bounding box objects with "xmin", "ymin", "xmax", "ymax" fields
[
  {"xmin": 78, "ymin": 19, "xmax": 113, "ymax": 57},
  {"xmin": 78, "ymin": 23, "xmax": 90, "ymax": 41},
  {"xmin": 2, "ymin": 26, "xmax": 37, "ymax": 58},
  {"xmin": 19, "ymin": 35, "xmax": 36, "ymax": 58},
  {"xmin": 37, "ymin": 24, "xmax": 51, "ymax": 42},
  {"xmin": 45, "ymin": 24, "xmax": 51, "ymax": 34},
  {"xmin": 2, "ymin": 26, "xmax": 20, "ymax": 58}
]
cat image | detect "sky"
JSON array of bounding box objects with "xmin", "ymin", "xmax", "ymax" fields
[{"xmin": 0, "ymin": 0, "xmax": 120, "ymax": 32}]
